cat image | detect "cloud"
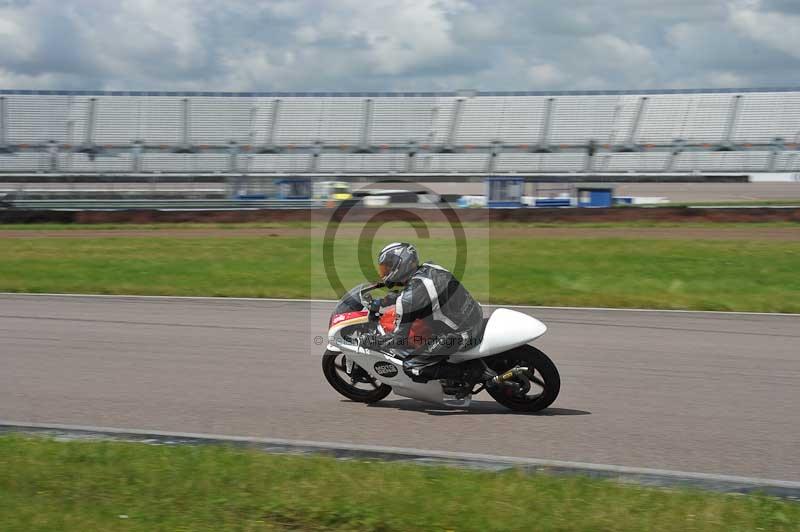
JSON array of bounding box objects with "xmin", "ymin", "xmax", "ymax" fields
[
  {"xmin": 581, "ymin": 34, "xmax": 655, "ymax": 69},
  {"xmin": 528, "ymin": 64, "xmax": 564, "ymax": 87},
  {"xmin": 729, "ymin": 0, "xmax": 800, "ymax": 59},
  {"xmin": 0, "ymin": 0, "xmax": 798, "ymax": 91}
]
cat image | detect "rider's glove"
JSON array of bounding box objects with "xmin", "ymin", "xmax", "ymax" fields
[
  {"xmin": 368, "ymin": 298, "xmax": 382, "ymax": 315},
  {"xmin": 369, "ymin": 291, "xmax": 399, "ymax": 314}
]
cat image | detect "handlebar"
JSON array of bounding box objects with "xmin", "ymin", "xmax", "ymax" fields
[
  {"xmin": 358, "ymin": 282, "xmax": 384, "ymax": 308},
  {"xmin": 359, "ymin": 283, "xmax": 401, "ymax": 313}
]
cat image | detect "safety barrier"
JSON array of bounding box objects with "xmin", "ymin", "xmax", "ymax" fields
[{"xmin": 4, "ymin": 198, "xmax": 321, "ymax": 210}]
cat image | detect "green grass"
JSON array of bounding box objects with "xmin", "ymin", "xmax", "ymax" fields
[
  {"xmin": 0, "ymin": 236, "xmax": 310, "ymax": 299},
  {"xmin": 0, "ymin": 435, "xmax": 797, "ymax": 532},
  {"xmin": 1, "ymin": 233, "xmax": 798, "ymax": 312},
  {"xmin": 489, "ymin": 238, "xmax": 800, "ymax": 312}
]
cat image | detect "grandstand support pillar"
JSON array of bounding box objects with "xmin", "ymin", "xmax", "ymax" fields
[
  {"xmin": 77, "ymin": 97, "xmax": 99, "ymax": 160},
  {"xmin": 584, "ymin": 140, "xmax": 596, "ymax": 172},
  {"xmin": 486, "ymin": 140, "xmax": 502, "ymax": 173},
  {"xmin": 534, "ymin": 97, "xmax": 555, "ymax": 152},
  {"xmin": 440, "ymin": 98, "xmax": 464, "ymax": 152},
  {"xmin": 65, "ymin": 119, "xmax": 74, "ymax": 171},
  {"xmin": 405, "ymin": 141, "xmax": 418, "ymax": 172},
  {"xmin": 47, "ymin": 140, "xmax": 59, "ymax": 172},
  {"xmin": 0, "ymin": 96, "xmax": 10, "ymax": 153},
  {"xmin": 357, "ymin": 98, "xmax": 374, "ymax": 153},
  {"xmin": 244, "ymin": 106, "xmax": 257, "ymax": 175},
  {"xmin": 260, "ymin": 99, "xmax": 282, "ymax": 153},
  {"xmin": 768, "ymin": 137, "xmax": 784, "ymax": 172},
  {"xmin": 621, "ymin": 96, "xmax": 647, "ymax": 151},
  {"xmin": 718, "ymin": 94, "xmax": 741, "ymax": 151},
  {"xmin": 131, "ymin": 141, "xmax": 143, "ymax": 173},
  {"xmin": 247, "ymin": 105, "xmax": 258, "ymax": 145},
  {"xmin": 182, "ymin": 98, "xmax": 190, "ymax": 147},
  {"xmin": 228, "ymin": 141, "xmax": 240, "ymax": 173},
  {"xmin": 84, "ymin": 97, "xmax": 97, "ymax": 146},
  {"xmin": 173, "ymin": 98, "xmax": 195, "ymax": 153},
  {"xmin": 664, "ymin": 138, "xmax": 686, "ymax": 172},
  {"xmin": 308, "ymin": 141, "xmax": 323, "ymax": 173}
]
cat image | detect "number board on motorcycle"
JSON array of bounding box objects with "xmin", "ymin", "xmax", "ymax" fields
[{"xmin": 373, "ymin": 361, "xmax": 399, "ymax": 378}]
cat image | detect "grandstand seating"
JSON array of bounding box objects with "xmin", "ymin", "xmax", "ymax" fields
[{"xmin": 0, "ymin": 89, "xmax": 799, "ymax": 174}]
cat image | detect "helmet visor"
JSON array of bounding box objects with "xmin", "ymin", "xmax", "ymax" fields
[{"xmin": 378, "ymin": 262, "xmax": 392, "ymax": 280}]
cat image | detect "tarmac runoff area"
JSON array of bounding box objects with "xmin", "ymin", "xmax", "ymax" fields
[{"xmin": 1, "ymin": 294, "xmax": 798, "ymax": 494}]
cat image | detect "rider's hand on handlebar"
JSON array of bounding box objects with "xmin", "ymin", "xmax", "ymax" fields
[
  {"xmin": 368, "ymin": 298, "xmax": 382, "ymax": 314},
  {"xmin": 369, "ymin": 292, "xmax": 398, "ymax": 315}
]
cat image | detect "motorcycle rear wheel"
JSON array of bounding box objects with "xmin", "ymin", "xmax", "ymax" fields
[
  {"xmin": 322, "ymin": 350, "xmax": 392, "ymax": 403},
  {"xmin": 486, "ymin": 345, "xmax": 560, "ymax": 412}
]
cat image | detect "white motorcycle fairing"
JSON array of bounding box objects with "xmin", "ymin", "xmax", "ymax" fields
[
  {"xmin": 342, "ymin": 348, "xmax": 447, "ymax": 404},
  {"xmin": 450, "ymin": 308, "xmax": 547, "ymax": 362},
  {"xmin": 329, "ymin": 307, "xmax": 547, "ymax": 405},
  {"xmin": 328, "ymin": 309, "xmax": 447, "ymax": 403}
]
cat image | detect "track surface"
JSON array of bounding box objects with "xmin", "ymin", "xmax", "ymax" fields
[{"xmin": 1, "ymin": 294, "xmax": 798, "ymax": 481}]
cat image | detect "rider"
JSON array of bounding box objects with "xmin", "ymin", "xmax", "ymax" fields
[{"xmin": 362, "ymin": 242, "xmax": 484, "ymax": 382}]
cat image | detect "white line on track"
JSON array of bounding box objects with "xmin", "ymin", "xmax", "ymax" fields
[
  {"xmin": 1, "ymin": 292, "xmax": 798, "ymax": 317},
  {"xmin": 2, "ymin": 420, "xmax": 798, "ymax": 490}
]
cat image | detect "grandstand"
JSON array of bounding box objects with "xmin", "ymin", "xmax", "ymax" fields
[{"xmin": 0, "ymin": 88, "xmax": 799, "ymax": 177}]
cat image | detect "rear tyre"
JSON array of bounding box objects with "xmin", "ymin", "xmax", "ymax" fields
[
  {"xmin": 486, "ymin": 345, "xmax": 560, "ymax": 412},
  {"xmin": 322, "ymin": 350, "xmax": 392, "ymax": 403}
]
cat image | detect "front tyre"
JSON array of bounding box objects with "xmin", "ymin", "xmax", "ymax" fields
[
  {"xmin": 486, "ymin": 345, "xmax": 560, "ymax": 412},
  {"xmin": 322, "ymin": 350, "xmax": 392, "ymax": 403}
]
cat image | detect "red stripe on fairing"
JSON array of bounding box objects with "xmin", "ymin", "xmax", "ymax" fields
[{"xmin": 330, "ymin": 310, "xmax": 369, "ymax": 327}]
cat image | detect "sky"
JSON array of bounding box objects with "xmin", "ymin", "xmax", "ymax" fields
[{"xmin": 0, "ymin": 0, "xmax": 799, "ymax": 92}]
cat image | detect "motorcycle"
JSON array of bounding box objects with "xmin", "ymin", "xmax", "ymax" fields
[{"xmin": 322, "ymin": 283, "xmax": 560, "ymax": 411}]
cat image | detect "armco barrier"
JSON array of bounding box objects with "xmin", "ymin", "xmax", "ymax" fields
[{"xmin": 5, "ymin": 199, "xmax": 321, "ymax": 211}]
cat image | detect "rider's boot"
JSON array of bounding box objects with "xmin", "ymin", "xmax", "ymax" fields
[{"xmin": 402, "ymin": 356, "xmax": 463, "ymax": 383}]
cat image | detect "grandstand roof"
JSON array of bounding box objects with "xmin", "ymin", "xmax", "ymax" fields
[{"xmin": 2, "ymin": 87, "xmax": 800, "ymax": 98}]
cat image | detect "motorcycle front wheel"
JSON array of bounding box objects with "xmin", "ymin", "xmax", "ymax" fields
[
  {"xmin": 485, "ymin": 345, "xmax": 560, "ymax": 412},
  {"xmin": 322, "ymin": 350, "xmax": 392, "ymax": 403}
]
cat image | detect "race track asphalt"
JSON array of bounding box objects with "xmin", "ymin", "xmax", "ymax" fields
[{"xmin": 1, "ymin": 294, "xmax": 798, "ymax": 481}]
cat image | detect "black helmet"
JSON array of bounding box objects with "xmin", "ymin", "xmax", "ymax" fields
[{"xmin": 378, "ymin": 242, "xmax": 419, "ymax": 286}]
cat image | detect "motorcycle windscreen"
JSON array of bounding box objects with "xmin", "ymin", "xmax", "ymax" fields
[{"xmin": 333, "ymin": 284, "xmax": 369, "ymax": 314}]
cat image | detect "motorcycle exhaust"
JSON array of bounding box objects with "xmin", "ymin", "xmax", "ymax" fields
[{"xmin": 488, "ymin": 366, "xmax": 531, "ymax": 387}]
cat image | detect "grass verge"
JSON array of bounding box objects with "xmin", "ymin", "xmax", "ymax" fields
[
  {"xmin": 1, "ymin": 233, "xmax": 798, "ymax": 312},
  {"xmin": 0, "ymin": 435, "xmax": 797, "ymax": 532},
  {"xmin": 0, "ymin": 220, "xmax": 799, "ymax": 229}
]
